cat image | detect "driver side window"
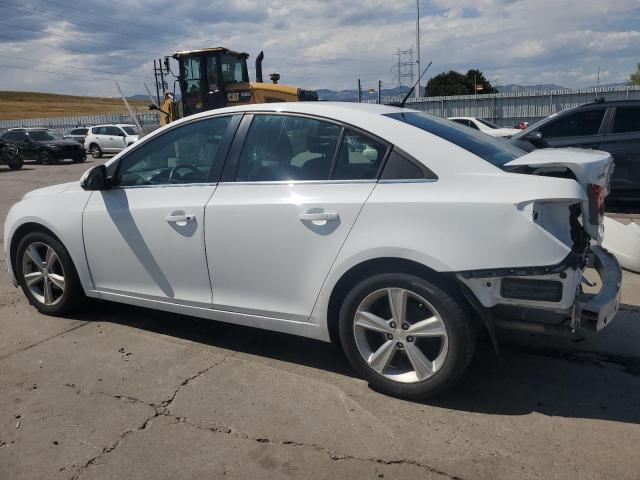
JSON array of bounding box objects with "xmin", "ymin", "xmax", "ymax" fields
[{"xmin": 117, "ymin": 116, "xmax": 232, "ymax": 187}]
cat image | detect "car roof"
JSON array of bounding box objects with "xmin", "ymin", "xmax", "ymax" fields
[{"xmin": 91, "ymin": 124, "xmax": 136, "ymax": 128}]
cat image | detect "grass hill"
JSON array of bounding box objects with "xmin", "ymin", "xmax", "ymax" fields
[{"xmin": 0, "ymin": 91, "xmax": 150, "ymax": 120}]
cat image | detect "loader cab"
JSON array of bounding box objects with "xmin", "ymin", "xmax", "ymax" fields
[{"xmin": 173, "ymin": 48, "xmax": 251, "ymax": 116}]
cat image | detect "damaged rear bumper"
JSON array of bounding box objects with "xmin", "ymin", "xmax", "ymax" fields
[
  {"xmin": 457, "ymin": 245, "xmax": 622, "ymax": 334},
  {"xmin": 573, "ymin": 246, "xmax": 622, "ymax": 331}
]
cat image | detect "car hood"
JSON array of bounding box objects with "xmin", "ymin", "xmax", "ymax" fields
[
  {"xmin": 21, "ymin": 181, "xmax": 80, "ymax": 199},
  {"xmin": 494, "ymin": 128, "xmax": 521, "ymax": 137}
]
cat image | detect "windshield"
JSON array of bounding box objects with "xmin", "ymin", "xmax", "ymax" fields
[
  {"xmin": 476, "ymin": 118, "xmax": 499, "ymax": 129},
  {"xmin": 28, "ymin": 130, "xmax": 62, "ymax": 141},
  {"xmin": 385, "ymin": 112, "xmax": 525, "ymax": 167},
  {"xmin": 122, "ymin": 127, "xmax": 138, "ymax": 135}
]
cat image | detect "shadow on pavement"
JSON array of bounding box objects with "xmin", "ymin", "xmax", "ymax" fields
[{"xmin": 69, "ymin": 299, "xmax": 640, "ymax": 425}]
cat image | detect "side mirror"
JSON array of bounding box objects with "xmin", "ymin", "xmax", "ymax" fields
[
  {"xmin": 80, "ymin": 165, "xmax": 110, "ymax": 191},
  {"xmin": 524, "ymin": 131, "xmax": 543, "ymax": 142}
]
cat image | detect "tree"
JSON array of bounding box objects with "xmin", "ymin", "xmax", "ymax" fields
[
  {"xmin": 425, "ymin": 69, "xmax": 498, "ymax": 97},
  {"xmin": 630, "ymin": 63, "xmax": 640, "ymax": 85}
]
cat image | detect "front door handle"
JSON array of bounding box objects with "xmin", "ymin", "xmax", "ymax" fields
[
  {"xmin": 166, "ymin": 214, "xmax": 195, "ymax": 223},
  {"xmin": 298, "ymin": 212, "xmax": 339, "ymax": 221}
]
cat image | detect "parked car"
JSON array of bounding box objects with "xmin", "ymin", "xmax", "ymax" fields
[
  {"xmin": 0, "ymin": 128, "xmax": 85, "ymax": 164},
  {"xmin": 447, "ymin": 117, "xmax": 521, "ymax": 138},
  {"xmin": 510, "ymin": 99, "xmax": 640, "ymax": 209},
  {"xmin": 0, "ymin": 137, "xmax": 23, "ymax": 170},
  {"xmin": 64, "ymin": 127, "xmax": 89, "ymax": 144},
  {"xmin": 84, "ymin": 124, "xmax": 139, "ymax": 158},
  {"xmin": 4, "ymin": 102, "xmax": 621, "ymax": 399}
]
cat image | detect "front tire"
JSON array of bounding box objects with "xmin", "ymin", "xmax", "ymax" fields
[
  {"xmin": 15, "ymin": 232, "xmax": 84, "ymax": 316},
  {"xmin": 7, "ymin": 152, "xmax": 23, "ymax": 170},
  {"xmin": 339, "ymin": 273, "xmax": 475, "ymax": 399}
]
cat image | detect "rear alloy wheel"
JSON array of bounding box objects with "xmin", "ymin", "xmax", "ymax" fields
[
  {"xmin": 38, "ymin": 150, "xmax": 50, "ymax": 164},
  {"xmin": 16, "ymin": 232, "xmax": 83, "ymax": 315},
  {"xmin": 339, "ymin": 273, "xmax": 475, "ymax": 399},
  {"xmin": 90, "ymin": 144, "xmax": 102, "ymax": 158}
]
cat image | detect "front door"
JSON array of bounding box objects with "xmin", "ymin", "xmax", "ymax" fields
[
  {"xmin": 104, "ymin": 126, "xmax": 127, "ymax": 152},
  {"xmin": 83, "ymin": 115, "xmax": 236, "ymax": 305},
  {"xmin": 205, "ymin": 113, "xmax": 389, "ymax": 321}
]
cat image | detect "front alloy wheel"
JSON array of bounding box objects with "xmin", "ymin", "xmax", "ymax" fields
[
  {"xmin": 16, "ymin": 232, "xmax": 83, "ymax": 315},
  {"xmin": 22, "ymin": 242, "xmax": 66, "ymax": 306}
]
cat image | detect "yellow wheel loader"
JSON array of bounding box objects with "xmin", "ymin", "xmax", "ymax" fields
[{"xmin": 154, "ymin": 48, "xmax": 317, "ymax": 126}]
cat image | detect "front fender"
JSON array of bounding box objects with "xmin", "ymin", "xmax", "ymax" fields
[{"xmin": 4, "ymin": 190, "xmax": 95, "ymax": 293}]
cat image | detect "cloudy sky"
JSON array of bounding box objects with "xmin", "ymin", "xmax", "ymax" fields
[{"xmin": 0, "ymin": 0, "xmax": 638, "ymax": 97}]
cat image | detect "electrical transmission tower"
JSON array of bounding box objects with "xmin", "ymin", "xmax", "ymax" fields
[{"xmin": 392, "ymin": 48, "xmax": 415, "ymax": 92}]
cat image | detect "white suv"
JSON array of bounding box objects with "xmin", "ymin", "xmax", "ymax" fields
[{"xmin": 84, "ymin": 124, "xmax": 139, "ymax": 158}]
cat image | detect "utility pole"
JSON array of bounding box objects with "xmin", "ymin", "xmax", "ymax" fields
[
  {"xmin": 153, "ymin": 60, "xmax": 161, "ymax": 106},
  {"xmin": 415, "ymin": 0, "xmax": 421, "ymax": 100},
  {"xmin": 158, "ymin": 58, "xmax": 166, "ymax": 95},
  {"xmin": 357, "ymin": 79, "xmax": 362, "ymax": 103},
  {"xmin": 378, "ymin": 80, "xmax": 382, "ymax": 104}
]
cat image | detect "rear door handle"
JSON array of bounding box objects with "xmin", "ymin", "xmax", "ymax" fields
[
  {"xmin": 166, "ymin": 214, "xmax": 195, "ymax": 223},
  {"xmin": 298, "ymin": 212, "xmax": 339, "ymax": 221}
]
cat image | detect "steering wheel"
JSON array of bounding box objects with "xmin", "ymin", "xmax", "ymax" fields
[{"xmin": 169, "ymin": 164, "xmax": 202, "ymax": 183}]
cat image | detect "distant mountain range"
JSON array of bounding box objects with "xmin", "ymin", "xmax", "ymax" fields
[{"xmin": 317, "ymin": 86, "xmax": 411, "ymax": 102}]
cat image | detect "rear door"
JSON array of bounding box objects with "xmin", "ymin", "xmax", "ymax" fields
[
  {"xmin": 105, "ymin": 126, "xmax": 127, "ymax": 152},
  {"xmin": 538, "ymin": 107, "xmax": 606, "ymax": 149},
  {"xmin": 601, "ymin": 105, "xmax": 640, "ymax": 203},
  {"xmin": 204, "ymin": 113, "xmax": 389, "ymax": 321}
]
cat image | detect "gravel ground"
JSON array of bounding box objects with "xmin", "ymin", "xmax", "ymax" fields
[{"xmin": 1, "ymin": 159, "xmax": 639, "ymax": 480}]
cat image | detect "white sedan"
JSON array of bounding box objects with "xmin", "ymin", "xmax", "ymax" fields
[
  {"xmin": 3, "ymin": 102, "xmax": 621, "ymax": 398},
  {"xmin": 448, "ymin": 116, "xmax": 521, "ymax": 138}
]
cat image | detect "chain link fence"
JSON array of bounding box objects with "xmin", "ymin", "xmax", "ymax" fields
[{"xmin": 0, "ymin": 112, "xmax": 160, "ymax": 136}]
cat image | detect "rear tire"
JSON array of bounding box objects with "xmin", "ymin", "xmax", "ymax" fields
[
  {"xmin": 15, "ymin": 232, "xmax": 84, "ymax": 316},
  {"xmin": 89, "ymin": 144, "xmax": 102, "ymax": 158},
  {"xmin": 338, "ymin": 273, "xmax": 475, "ymax": 399}
]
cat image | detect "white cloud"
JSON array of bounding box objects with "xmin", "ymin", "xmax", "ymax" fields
[{"xmin": 0, "ymin": 0, "xmax": 638, "ymax": 97}]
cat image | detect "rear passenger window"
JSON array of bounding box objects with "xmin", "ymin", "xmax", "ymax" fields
[
  {"xmin": 613, "ymin": 107, "xmax": 640, "ymax": 134},
  {"xmin": 333, "ymin": 130, "xmax": 387, "ymax": 180},
  {"xmin": 380, "ymin": 150, "xmax": 435, "ymax": 180},
  {"xmin": 540, "ymin": 109, "xmax": 605, "ymax": 138},
  {"xmin": 236, "ymin": 115, "xmax": 342, "ymax": 182}
]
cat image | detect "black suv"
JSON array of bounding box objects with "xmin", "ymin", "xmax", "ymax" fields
[
  {"xmin": 510, "ymin": 99, "xmax": 640, "ymax": 210},
  {"xmin": 1, "ymin": 128, "xmax": 86, "ymax": 165}
]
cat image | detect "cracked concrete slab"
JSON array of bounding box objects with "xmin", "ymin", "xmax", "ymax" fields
[
  {"xmin": 0, "ymin": 378, "xmax": 155, "ymax": 480},
  {"xmin": 0, "ymin": 318, "xmax": 230, "ymax": 407},
  {"xmin": 77, "ymin": 414, "xmax": 451, "ymax": 480}
]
